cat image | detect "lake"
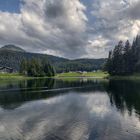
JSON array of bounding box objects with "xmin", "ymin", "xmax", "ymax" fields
[{"xmin": 0, "ymin": 78, "xmax": 140, "ymax": 140}]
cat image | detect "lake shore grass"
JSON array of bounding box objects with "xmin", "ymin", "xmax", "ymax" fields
[
  {"xmin": 56, "ymin": 72, "xmax": 140, "ymax": 80},
  {"xmin": 0, "ymin": 72, "xmax": 109, "ymax": 80},
  {"xmin": 0, "ymin": 73, "xmax": 26, "ymax": 80},
  {"xmin": 56, "ymin": 71, "xmax": 109, "ymax": 79},
  {"xmin": 1, "ymin": 72, "xmax": 140, "ymax": 81},
  {"xmin": 108, "ymin": 73, "xmax": 140, "ymax": 80},
  {"xmin": 0, "ymin": 73, "xmax": 45, "ymax": 80}
]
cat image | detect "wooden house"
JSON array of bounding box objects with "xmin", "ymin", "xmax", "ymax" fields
[{"xmin": 0, "ymin": 66, "xmax": 13, "ymax": 73}]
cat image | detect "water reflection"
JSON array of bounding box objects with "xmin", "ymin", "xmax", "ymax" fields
[
  {"xmin": 107, "ymin": 80, "xmax": 140, "ymax": 117},
  {"xmin": 0, "ymin": 78, "xmax": 107, "ymax": 109},
  {"xmin": 0, "ymin": 78, "xmax": 140, "ymax": 140}
]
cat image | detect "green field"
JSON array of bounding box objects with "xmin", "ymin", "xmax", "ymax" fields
[
  {"xmin": 0, "ymin": 73, "xmax": 41, "ymax": 80},
  {"xmin": 0, "ymin": 73, "xmax": 25, "ymax": 79},
  {"xmin": 56, "ymin": 71, "xmax": 108, "ymax": 78},
  {"xmin": 1, "ymin": 72, "xmax": 140, "ymax": 80},
  {"xmin": 0, "ymin": 73, "xmax": 52, "ymax": 80}
]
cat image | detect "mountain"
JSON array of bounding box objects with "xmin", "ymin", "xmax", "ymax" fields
[
  {"xmin": 0, "ymin": 45, "xmax": 26, "ymax": 52},
  {"xmin": 0, "ymin": 45, "xmax": 106, "ymax": 72}
]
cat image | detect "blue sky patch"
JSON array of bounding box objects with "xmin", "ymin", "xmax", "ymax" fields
[{"xmin": 0, "ymin": 0, "xmax": 20, "ymax": 13}]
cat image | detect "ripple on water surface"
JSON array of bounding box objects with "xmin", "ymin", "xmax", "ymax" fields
[{"xmin": 0, "ymin": 79, "xmax": 140, "ymax": 140}]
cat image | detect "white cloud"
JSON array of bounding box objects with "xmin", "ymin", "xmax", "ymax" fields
[
  {"xmin": 0, "ymin": 0, "xmax": 88, "ymax": 58},
  {"xmin": 0, "ymin": 0, "xmax": 140, "ymax": 58},
  {"xmin": 89, "ymin": 0, "xmax": 140, "ymax": 55}
]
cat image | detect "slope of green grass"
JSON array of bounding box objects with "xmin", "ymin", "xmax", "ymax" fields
[
  {"xmin": 0, "ymin": 71, "xmax": 109, "ymax": 80},
  {"xmin": 0, "ymin": 73, "xmax": 24, "ymax": 79},
  {"xmin": 57, "ymin": 71, "xmax": 108, "ymax": 78}
]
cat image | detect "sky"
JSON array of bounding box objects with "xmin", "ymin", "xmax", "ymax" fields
[{"xmin": 0, "ymin": 0, "xmax": 140, "ymax": 59}]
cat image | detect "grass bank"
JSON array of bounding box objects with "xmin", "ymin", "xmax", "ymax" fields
[
  {"xmin": 0, "ymin": 71, "xmax": 113, "ymax": 80},
  {"xmin": 0, "ymin": 73, "xmax": 54, "ymax": 80},
  {"xmin": 56, "ymin": 71, "xmax": 108, "ymax": 79},
  {"xmin": 2, "ymin": 72, "xmax": 140, "ymax": 81},
  {"xmin": 0, "ymin": 73, "xmax": 26, "ymax": 80},
  {"xmin": 108, "ymin": 73, "xmax": 140, "ymax": 80}
]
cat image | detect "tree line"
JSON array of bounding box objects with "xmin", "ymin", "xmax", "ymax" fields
[
  {"xmin": 55, "ymin": 59, "xmax": 105, "ymax": 73},
  {"xmin": 0, "ymin": 48, "xmax": 106, "ymax": 73},
  {"xmin": 20, "ymin": 58, "xmax": 55, "ymax": 77},
  {"xmin": 105, "ymin": 35, "xmax": 140, "ymax": 75}
]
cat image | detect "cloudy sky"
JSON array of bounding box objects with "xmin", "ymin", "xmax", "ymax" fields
[{"xmin": 0, "ymin": 0, "xmax": 140, "ymax": 59}]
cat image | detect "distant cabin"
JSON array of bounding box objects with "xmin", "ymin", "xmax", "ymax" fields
[{"xmin": 0, "ymin": 66, "xmax": 13, "ymax": 73}]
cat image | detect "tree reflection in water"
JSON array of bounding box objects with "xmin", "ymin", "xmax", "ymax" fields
[
  {"xmin": 107, "ymin": 80, "xmax": 140, "ymax": 117},
  {"xmin": 0, "ymin": 79, "xmax": 140, "ymax": 139}
]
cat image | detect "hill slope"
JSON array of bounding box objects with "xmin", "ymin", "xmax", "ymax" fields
[
  {"xmin": 0, "ymin": 45, "xmax": 106, "ymax": 72},
  {"xmin": 55, "ymin": 58, "xmax": 106, "ymax": 72},
  {"xmin": 0, "ymin": 45, "xmax": 26, "ymax": 52}
]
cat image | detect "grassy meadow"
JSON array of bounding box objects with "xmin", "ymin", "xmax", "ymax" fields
[
  {"xmin": 2, "ymin": 71, "xmax": 140, "ymax": 80},
  {"xmin": 56, "ymin": 71, "xmax": 108, "ymax": 78},
  {"xmin": 0, "ymin": 73, "xmax": 25, "ymax": 80},
  {"xmin": 0, "ymin": 71, "xmax": 109, "ymax": 80}
]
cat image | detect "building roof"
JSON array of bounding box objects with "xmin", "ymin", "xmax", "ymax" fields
[{"xmin": 0, "ymin": 66, "xmax": 13, "ymax": 70}]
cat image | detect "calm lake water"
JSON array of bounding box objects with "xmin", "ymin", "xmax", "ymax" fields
[{"xmin": 0, "ymin": 78, "xmax": 140, "ymax": 140}]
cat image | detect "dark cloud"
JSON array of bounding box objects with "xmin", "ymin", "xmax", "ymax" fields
[
  {"xmin": 19, "ymin": 0, "xmax": 88, "ymax": 58},
  {"xmin": 127, "ymin": 1, "xmax": 140, "ymax": 20},
  {"xmin": 45, "ymin": 2, "xmax": 66, "ymax": 18}
]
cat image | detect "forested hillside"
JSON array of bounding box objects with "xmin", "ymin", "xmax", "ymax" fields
[
  {"xmin": 0, "ymin": 45, "xmax": 106, "ymax": 73},
  {"xmin": 55, "ymin": 58, "xmax": 106, "ymax": 73}
]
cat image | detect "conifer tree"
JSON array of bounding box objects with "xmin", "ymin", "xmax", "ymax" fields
[
  {"xmin": 20, "ymin": 59, "xmax": 28, "ymax": 75},
  {"xmin": 112, "ymin": 41, "xmax": 124, "ymax": 75},
  {"xmin": 123, "ymin": 40, "xmax": 132, "ymax": 74},
  {"xmin": 20, "ymin": 58, "xmax": 55, "ymax": 77}
]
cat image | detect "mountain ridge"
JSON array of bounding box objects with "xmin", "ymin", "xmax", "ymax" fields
[
  {"xmin": 0, "ymin": 45, "xmax": 106, "ymax": 72},
  {"xmin": 0, "ymin": 45, "xmax": 26, "ymax": 52}
]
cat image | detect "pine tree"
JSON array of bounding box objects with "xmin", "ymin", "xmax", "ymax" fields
[
  {"xmin": 105, "ymin": 35, "xmax": 140, "ymax": 75},
  {"xmin": 104, "ymin": 50, "xmax": 113, "ymax": 73},
  {"xmin": 20, "ymin": 59, "xmax": 28, "ymax": 75},
  {"xmin": 20, "ymin": 57, "xmax": 55, "ymax": 77},
  {"xmin": 123, "ymin": 40, "xmax": 132, "ymax": 74},
  {"xmin": 112, "ymin": 41, "xmax": 124, "ymax": 75}
]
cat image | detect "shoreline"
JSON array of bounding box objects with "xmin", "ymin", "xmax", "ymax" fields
[
  {"xmin": 108, "ymin": 75, "xmax": 140, "ymax": 80},
  {"xmin": 0, "ymin": 72, "xmax": 108, "ymax": 80},
  {"xmin": 1, "ymin": 72, "xmax": 140, "ymax": 81}
]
